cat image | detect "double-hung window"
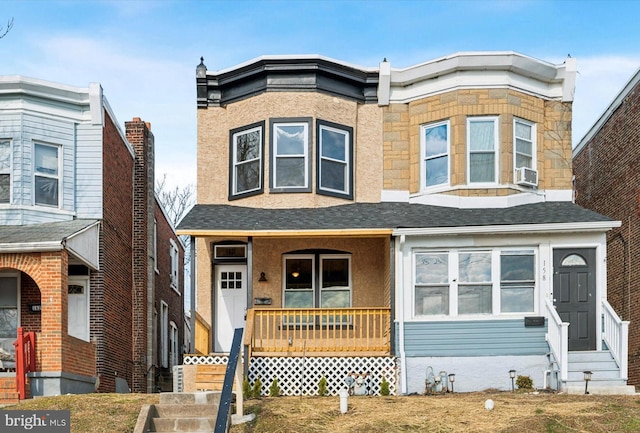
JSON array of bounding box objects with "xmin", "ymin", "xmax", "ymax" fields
[
  {"xmin": 500, "ymin": 250, "xmax": 535, "ymax": 313},
  {"xmin": 34, "ymin": 143, "xmax": 60, "ymax": 207},
  {"xmin": 283, "ymin": 253, "xmax": 352, "ymax": 309},
  {"xmin": 458, "ymin": 252, "xmax": 492, "ymax": 314},
  {"xmin": 414, "ymin": 252, "xmax": 450, "ymax": 316},
  {"xmin": 169, "ymin": 239, "xmax": 179, "ymax": 291},
  {"xmin": 420, "ymin": 121, "xmax": 450, "ymax": 189},
  {"xmin": 230, "ymin": 121, "xmax": 264, "ymax": 199},
  {"xmin": 467, "ymin": 117, "xmax": 498, "ymax": 184},
  {"xmin": 413, "ymin": 248, "xmax": 535, "ymax": 317},
  {"xmin": 317, "ymin": 120, "xmax": 353, "ymax": 199},
  {"xmin": 514, "ymin": 118, "xmax": 535, "ymax": 170},
  {"xmin": 0, "ymin": 141, "xmax": 10, "ymax": 204},
  {"xmin": 270, "ymin": 118, "xmax": 311, "ymax": 192}
]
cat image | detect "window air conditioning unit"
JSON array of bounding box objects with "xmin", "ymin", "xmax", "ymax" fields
[{"xmin": 516, "ymin": 167, "xmax": 538, "ymax": 187}]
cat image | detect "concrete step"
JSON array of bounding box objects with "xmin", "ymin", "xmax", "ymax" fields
[
  {"xmin": 155, "ymin": 403, "xmax": 220, "ymax": 418},
  {"xmin": 159, "ymin": 391, "xmax": 221, "ymax": 406},
  {"xmin": 568, "ymin": 350, "xmax": 615, "ymax": 362},
  {"xmin": 564, "ymin": 382, "xmax": 636, "ymax": 395},
  {"xmin": 151, "ymin": 416, "xmax": 217, "ymax": 432}
]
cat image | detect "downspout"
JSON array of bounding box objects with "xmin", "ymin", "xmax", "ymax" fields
[
  {"xmin": 189, "ymin": 235, "xmax": 196, "ymax": 353},
  {"xmin": 397, "ymin": 234, "xmax": 407, "ymax": 394}
]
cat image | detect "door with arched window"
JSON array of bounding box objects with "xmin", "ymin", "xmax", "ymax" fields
[{"xmin": 553, "ymin": 249, "xmax": 596, "ymax": 351}]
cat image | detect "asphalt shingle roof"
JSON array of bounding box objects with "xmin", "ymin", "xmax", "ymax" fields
[
  {"xmin": 0, "ymin": 219, "xmax": 100, "ymax": 244},
  {"xmin": 177, "ymin": 202, "xmax": 614, "ymax": 232}
]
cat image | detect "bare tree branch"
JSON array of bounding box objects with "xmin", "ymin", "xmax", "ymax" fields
[{"xmin": 0, "ymin": 18, "xmax": 14, "ymax": 40}]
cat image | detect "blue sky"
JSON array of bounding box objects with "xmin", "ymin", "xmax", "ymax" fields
[{"xmin": 4, "ymin": 0, "xmax": 640, "ymax": 192}]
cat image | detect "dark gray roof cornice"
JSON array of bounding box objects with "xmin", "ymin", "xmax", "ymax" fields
[
  {"xmin": 196, "ymin": 56, "xmax": 379, "ymax": 108},
  {"xmin": 177, "ymin": 202, "xmax": 616, "ymax": 235}
]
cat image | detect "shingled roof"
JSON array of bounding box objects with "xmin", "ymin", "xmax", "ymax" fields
[
  {"xmin": 177, "ymin": 201, "xmax": 614, "ymax": 233},
  {"xmin": 0, "ymin": 219, "xmax": 100, "ymax": 244}
]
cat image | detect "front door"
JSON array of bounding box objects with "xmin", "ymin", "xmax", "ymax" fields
[
  {"xmin": 68, "ymin": 278, "xmax": 89, "ymax": 341},
  {"xmin": 553, "ymin": 248, "xmax": 597, "ymax": 351},
  {"xmin": 214, "ymin": 264, "xmax": 247, "ymax": 353}
]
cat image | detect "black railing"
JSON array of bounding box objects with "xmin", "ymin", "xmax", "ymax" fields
[{"xmin": 214, "ymin": 328, "xmax": 243, "ymax": 433}]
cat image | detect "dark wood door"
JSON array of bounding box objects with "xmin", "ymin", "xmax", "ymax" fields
[{"xmin": 553, "ymin": 249, "xmax": 596, "ymax": 351}]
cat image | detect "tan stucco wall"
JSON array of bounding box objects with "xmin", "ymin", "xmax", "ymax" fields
[
  {"xmin": 195, "ymin": 236, "xmax": 390, "ymax": 330},
  {"xmin": 383, "ymin": 88, "xmax": 573, "ymax": 195},
  {"xmin": 197, "ymin": 92, "xmax": 384, "ymax": 207}
]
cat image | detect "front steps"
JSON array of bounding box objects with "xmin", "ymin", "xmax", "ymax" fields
[
  {"xmin": 562, "ymin": 351, "xmax": 635, "ymax": 395},
  {"xmin": 0, "ymin": 375, "xmax": 19, "ymax": 405},
  {"xmin": 134, "ymin": 392, "xmax": 228, "ymax": 433}
]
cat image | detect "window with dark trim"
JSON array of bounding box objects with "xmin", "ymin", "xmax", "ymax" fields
[
  {"xmin": 229, "ymin": 121, "xmax": 264, "ymax": 200},
  {"xmin": 316, "ymin": 120, "xmax": 353, "ymax": 200},
  {"xmin": 34, "ymin": 142, "xmax": 60, "ymax": 207},
  {"xmin": 269, "ymin": 118, "xmax": 312, "ymax": 192}
]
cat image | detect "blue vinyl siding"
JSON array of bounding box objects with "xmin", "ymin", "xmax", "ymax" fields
[{"xmin": 402, "ymin": 319, "xmax": 548, "ymax": 357}]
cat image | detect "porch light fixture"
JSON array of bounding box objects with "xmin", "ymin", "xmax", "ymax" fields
[
  {"xmin": 448, "ymin": 373, "xmax": 455, "ymax": 393},
  {"xmin": 509, "ymin": 369, "xmax": 516, "ymax": 392},
  {"xmin": 583, "ymin": 370, "xmax": 592, "ymax": 395},
  {"xmin": 259, "ymin": 272, "xmax": 267, "ymax": 282}
]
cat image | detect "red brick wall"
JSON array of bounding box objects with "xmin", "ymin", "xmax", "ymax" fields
[
  {"xmin": 20, "ymin": 273, "xmax": 41, "ymax": 331},
  {"xmin": 100, "ymin": 110, "xmax": 134, "ymax": 392},
  {"xmin": 574, "ymin": 79, "xmax": 640, "ymax": 386},
  {"xmin": 154, "ymin": 200, "xmax": 185, "ymax": 384}
]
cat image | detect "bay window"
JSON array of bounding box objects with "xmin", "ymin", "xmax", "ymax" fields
[
  {"xmin": 317, "ymin": 120, "xmax": 353, "ymax": 199},
  {"xmin": 34, "ymin": 143, "xmax": 59, "ymax": 207},
  {"xmin": 0, "ymin": 141, "xmax": 10, "ymax": 204},
  {"xmin": 414, "ymin": 248, "xmax": 535, "ymax": 317},
  {"xmin": 270, "ymin": 118, "xmax": 311, "ymax": 191},
  {"xmin": 230, "ymin": 122, "xmax": 264, "ymax": 199},
  {"xmin": 421, "ymin": 121, "xmax": 450, "ymax": 188},
  {"xmin": 514, "ymin": 118, "xmax": 535, "ymax": 170},
  {"xmin": 467, "ymin": 117, "xmax": 498, "ymax": 184}
]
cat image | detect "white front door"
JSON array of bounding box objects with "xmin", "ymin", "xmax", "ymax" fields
[
  {"xmin": 215, "ymin": 264, "xmax": 247, "ymax": 352},
  {"xmin": 68, "ymin": 278, "xmax": 89, "ymax": 341}
]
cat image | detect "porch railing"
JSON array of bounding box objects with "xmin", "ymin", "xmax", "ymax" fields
[
  {"xmin": 13, "ymin": 327, "xmax": 36, "ymax": 400},
  {"xmin": 194, "ymin": 311, "xmax": 211, "ymax": 355},
  {"xmin": 244, "ymin": 307, "xmax": 391, "ymax": 356},
  {"xmin": 602, "ymin": 299, "xmax": 629, "ymax": 379},
  {"xmin": 545, "ymin": 298, "xmax": 568, "ymax": 381}
]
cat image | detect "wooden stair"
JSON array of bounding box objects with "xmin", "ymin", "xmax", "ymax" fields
[{"xmin": 0, "ymin": 376, "xmax": 19, "ymax": 405}]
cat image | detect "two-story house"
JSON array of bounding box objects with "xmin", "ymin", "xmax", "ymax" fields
[
  {"xmin": 178, "ymin": 52, "xmax": 630, "ymax": 395},
  {"xmin": 573, "ymin": 67, "xmax": 640, "ymax": 388},
  {"xmin": 0, "ymin": 76, "xmax": 184, "ymax": 402}
]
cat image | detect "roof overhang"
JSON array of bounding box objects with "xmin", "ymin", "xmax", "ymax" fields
[
  {"xmin": 176, "ymin": 228, "xmax": 393, "ymax": 238},
  {"xmin": 393, "ymin": 220, "xmax": 621, "ymax": 237},
  {"xmin": 0, "ymin": 220, "xmax": 100, "ymax": 270}
]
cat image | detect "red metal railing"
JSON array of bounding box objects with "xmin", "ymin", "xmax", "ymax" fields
[{"xmin": 13, "ymin": 327, "xmax": 36, "ymax": 400}]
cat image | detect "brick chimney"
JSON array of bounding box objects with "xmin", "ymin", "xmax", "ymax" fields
[{"xmin": 125, "ymin": 117, "xmax": 155, "ymax": 393}]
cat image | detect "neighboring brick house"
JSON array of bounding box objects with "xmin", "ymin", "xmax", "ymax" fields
[
  {"xmin": 0, "ymin": 76, "xmax": 184, "ymax": 400},
  {"xmin": 573, "ymin": 67, "xmax": 640, "ymax": 388},
  {"xmin": 178, "ymin": 52, "xmax": 630, "ymax": 395}
]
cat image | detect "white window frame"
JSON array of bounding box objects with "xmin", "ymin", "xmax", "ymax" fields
[
  {"xmin": 169, "ymin": 238, "xmax": 179, "ymax": 292},
  {"xmin": 413, "ymin": 248, "xmax": 537, "ymax": 319},
  {"xmin": 283, "ymin": 254, "xmax": 316, "ymax": 308},
  {"xmin": 33, "ymin": 142, "xmax": 61, "ymax": 207},
  {"xmin": 0, "ymin": 140, "xmax": 12, "ymax": 204},
  {"xmin": 317, "ymin": 121, "xmax": 352, "ymax": 199},
  {"xmin": 319, "ymin": 254, "xmax": 352, "ymax": 308},
  {"xmin": 231, "ymin": 124, "xmax": 263, "ymax": 197},
  {"xmin": 160, "ymin": 301, "xmax": 169, "ymax": 368},
  {"xmin": 513, "ymin": 118, "xmax": 536, "ymax": 171},
  {"xmin": 271, "ymin": 121, "xmax": 310, "ymax": 190},
  {"xmin": 467, "ymin": 117, "xmax": 499, "ymax": 185},
  {"xmin": 420, "ymin": 120, "xmax": 450, "ymax": 190},
  {"xmin": 153, "ymin": 219, "xmax": 158, "ymax": 274},
  {"xmin": 169, "ymin": 321, "xmax": 179, "ymax": 368}
]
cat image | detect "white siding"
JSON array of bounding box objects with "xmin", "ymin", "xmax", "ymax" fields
[{"xmin": 75, "ymin": 124, "xmax": 103, "ymax": 219}]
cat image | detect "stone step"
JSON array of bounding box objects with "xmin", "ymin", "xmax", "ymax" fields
[{"xmin": 159, "ymin": 391, "xmax": 221, "ymax": 406}]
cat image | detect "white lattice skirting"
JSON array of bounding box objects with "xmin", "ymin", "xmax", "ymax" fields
[{"xmin": 181, "ymin": 355, "xmax": 398, "ymax": 396}]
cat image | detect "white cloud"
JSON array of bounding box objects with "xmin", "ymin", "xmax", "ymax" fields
[{"xmin": 572, "ymin": 55, "xmax": 640, "ymax": 145}]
